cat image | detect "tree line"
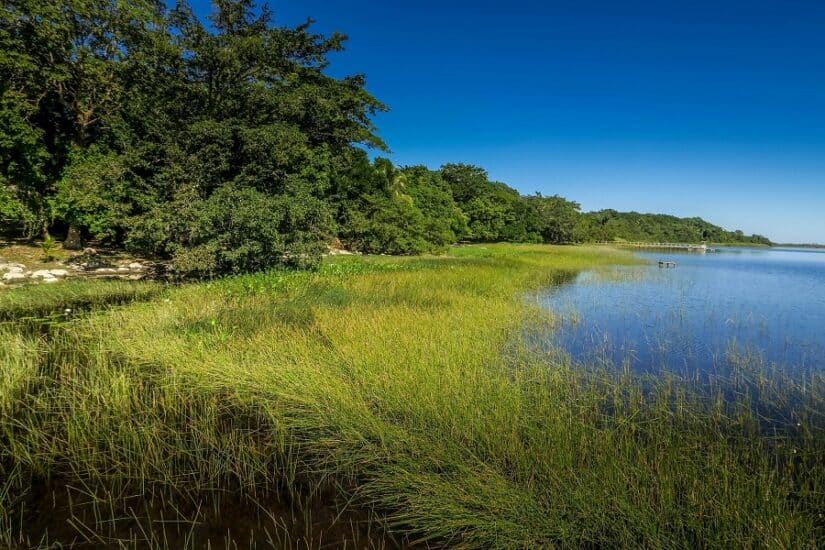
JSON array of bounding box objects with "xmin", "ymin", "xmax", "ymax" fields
[
  {"xmin": 578, "ymin": 210, "xmax": 771, "ymax": 246},
  {"xmin": 0, "ymin": 0, "xmax": 769, "ymax": 276}
]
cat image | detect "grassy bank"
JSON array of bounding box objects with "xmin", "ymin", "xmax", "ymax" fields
[
  {"xmin": 0, "ymin": 279, "xmax": 162, "ymax": 321},
  {"xmin": 1, "ymin": 244, "xmax": 823, "ymax": 548}
]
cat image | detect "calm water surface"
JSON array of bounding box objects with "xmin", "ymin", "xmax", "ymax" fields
[{"xmin": 538, "ymin": 247, "xmax": 825, "ymax": 373}]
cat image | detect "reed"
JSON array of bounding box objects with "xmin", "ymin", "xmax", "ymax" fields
[
  {"xmin": 1, "ymin": 244, "xmax": 822, "ymax": 548},
  {"xmin": 0, "ymin": 279, "xmax": 162, "ymax": 321}
]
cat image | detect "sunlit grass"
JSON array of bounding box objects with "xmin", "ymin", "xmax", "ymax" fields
[
  {"xmin": 1, "ymin": 244, "xmax": 822, "ymax": 548},
  {"xmin": 0, "ymin": 279, "xmax": 162, "ymax": 321}
]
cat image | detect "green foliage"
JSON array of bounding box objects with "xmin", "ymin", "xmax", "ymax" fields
[
  {"xmin": 39, "ymin": 233, "xmax": 56, "ymax": 261},
  {"xmin": 524, "ymin": 193, "xmax": 582, "ymax": 243},
  {"xmin": 333, "ymin": 155, "xmax": 437, "ymax": 254},
  {"xmin": 128, "ymin": 183, "xmax": 332, "ymax": 276},
  {"xmin": 116, "ymin": 0, "xmax": 388, "ymax": 275},
  {"xmin": 402, "ymin": 165, "xmax": 470, "ymax": 245},
  {"xmin": 0, "ymin": 180, "xmax": 36, "ymax": 232},
  {"xmin": 0, "ymin": 0, "xmax": 162, "ymax": 231},
  {"xmin": 578, "ymin": 210, "xmax": 772, "ymax": 245},
  {"xmin": 440, "ymin": 164, "xmax": 582, "ymax": 244},
  {"xmin": 440, "ymin": 163, "xmax": 537, "ymax": 242},
  {"xmin": 0, "ymin": 0, "xmax": 774, "ymax": 279},
  {"xmin": 0, "ymin": 0, "xmax": 388, "ymax": 276},
  {"xmin": 51, "ymin": 148, "xmax": 138, "ymax": 241}
]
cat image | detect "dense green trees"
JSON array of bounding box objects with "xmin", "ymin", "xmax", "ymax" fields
[
  {"xmin": 577, "ymin": 210, "xmax": 771, "ymax": 245},
  {"xmin": 118, "ymin": 0, "xmax": 369, "ymax": 274},
  {"xmin": 525, "ymin": 193, "xmax": 582, "ymax": 244},
  {"xmin": 1, "ymin": 0, "xmax": 382, "ymax": 273},
  {"xmin": 0, "ymin": 0, "xmax": 162, "ymax": 234},
  {"xmin": 442, "ymin": 163, "xmax": 539, "ymax": 243},
  {"xmin": 0, "ymin": 0, "xmax": 771, "ymax": 276},
  {"xmin": 333, "ymin": 158, "xmax": 470, "ymax": 255}
]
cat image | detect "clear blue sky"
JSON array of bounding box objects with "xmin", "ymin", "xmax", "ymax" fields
[{"xmin": 188, "ymin": 0, "xmax": 825, "ymax": 243}]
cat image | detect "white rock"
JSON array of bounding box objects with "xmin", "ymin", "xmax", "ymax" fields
[
  {"xmin": 2, "ymin": 272, "xmax": 27, "ymax": 281},
  {"xmin": 41, "ymin": 276, "xmax": 59, "ymax": 284},
  {"xmin": 116, "ymin": 266, "xmax": 131, "ymax": 273},
  {"xmin": 32, "ymin": 269, "xmax": 53, "ymax": 279},
  {"xmin": 1, "ymin": 265, "xmax": 24, "ymax": 274},
  {"xmin": 49, "ymin": 269, "xmax": 69, "ymax": 277},
  {"xmin": 128, "ymin": 262, "xmax": 145, "ymax": 270},
  {"xmin": 95, "ymin": 268, "xmax": 117, "ymax": 274}
]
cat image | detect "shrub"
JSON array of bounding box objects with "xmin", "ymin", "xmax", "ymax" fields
[{"xmin": 128, "ymin": 184, "xmax": 333, "ymax": 277}]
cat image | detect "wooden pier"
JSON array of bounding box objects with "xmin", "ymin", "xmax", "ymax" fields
[
  {"xmin": 595, "ymin": 241, "xmax": 717, "ymax": 252},
  {"xmin": 658, "ymin": 260, "xmax": 677, "ymax": 268}
]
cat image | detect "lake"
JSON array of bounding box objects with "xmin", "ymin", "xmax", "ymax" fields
[{"xmin": 538, "ymin": 247, "xmax": 825, "ymax": 374}]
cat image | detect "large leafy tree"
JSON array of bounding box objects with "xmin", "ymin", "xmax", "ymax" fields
[
  {"xmin": 440, "ymin": 163, "xmax": 540, "ymax": 243},
  {"xmin": 524, "ymin": 193, "xmax": 582, "ymax": 243},
  {"xmin": 0, "ymin": 0, "xmax": 162, "ymax": 235},
  {"xmin": 331, "ymin": 155, "xmax": 440, "ymax": 255},
  {"xmin": 0, "ymin": 0, "xmax": 398, "ymax": 273},
  {"xmin": 123, "ymin": 0, "xmax": 388, "ymax": 274},
  {"xmin": 401, "ymin": 165, "xmax": 469, "ymax": 246}
]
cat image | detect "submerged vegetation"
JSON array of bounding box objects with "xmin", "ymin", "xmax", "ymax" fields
[{"xmin": 1, "ymin": 244, "xmax": 822, "ymax": 547}]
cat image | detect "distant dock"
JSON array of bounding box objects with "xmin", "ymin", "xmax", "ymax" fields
[
  {"xmin": 658, "ymin": 260, "xmax": 677, "ymax": 268},
  {"xmin": 595, "ymin": 241, "xmax": 718, "ymax": 252}
]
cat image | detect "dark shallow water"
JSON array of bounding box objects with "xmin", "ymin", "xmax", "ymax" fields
[{"xmin": 538, "ymin": 247, "xmax": 825, "ymax": 373}]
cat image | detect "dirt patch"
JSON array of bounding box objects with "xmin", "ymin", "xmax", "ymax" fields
[
  {"xmin": 0, "ymin": 240, "xmax": 159, "ymax": 288},
  {"xmin": 0, "ymin": 239, "xmax": 74, "ymax": 270}
]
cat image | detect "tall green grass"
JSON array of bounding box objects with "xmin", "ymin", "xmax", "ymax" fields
[
  {"xmin": 1, "ymin": 244, "xmax": 822, "ymax": 548},
  {"xmin": 0, "ymin": 279, "xmax": 162, "ymax": 321}
]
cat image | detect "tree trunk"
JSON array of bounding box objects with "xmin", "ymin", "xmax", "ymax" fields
[{"xmin": 64, "ymin": 224, "xmax": 83, "ymax": 250}]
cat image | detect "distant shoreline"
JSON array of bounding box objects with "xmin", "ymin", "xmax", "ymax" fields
[{"xmin": 773, "ymin": 243, "xmax": 825, "ymax": 249}]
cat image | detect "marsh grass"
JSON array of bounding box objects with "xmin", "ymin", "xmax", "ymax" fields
[
  {"xmin": 0, "ymin": 279, "xmax": 163, "ymax": 322},
  {"xmin": 1, "ymin": 244, "xmax": 823, "ymax": 548}
]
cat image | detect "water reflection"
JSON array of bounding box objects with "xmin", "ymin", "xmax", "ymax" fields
[{"xmin": 537, "ymin": 247, "xmax": 825, "ymax": 374}]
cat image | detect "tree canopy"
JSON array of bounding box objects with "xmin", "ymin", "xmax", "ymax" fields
[
  {"xmin": 577, "ymin": 210, "xmax": 771, "ymax": 246},
  {"xmin": 0, "ymin": 0, "xmax": 772, "ymax": 276}
]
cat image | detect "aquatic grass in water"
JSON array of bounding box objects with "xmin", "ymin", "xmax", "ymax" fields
[
  {"xmin": 541, "ymin": 247, "xmax": 825, "ymax": 375},
  {"xmin": 0, "ymin": 244, "xmax": 823, "ymax": 547}
]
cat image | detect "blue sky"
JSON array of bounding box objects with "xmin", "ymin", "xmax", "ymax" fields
[{"xmin": 188, "ymin": 0, "xmax": 825, "ymax": 243}]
